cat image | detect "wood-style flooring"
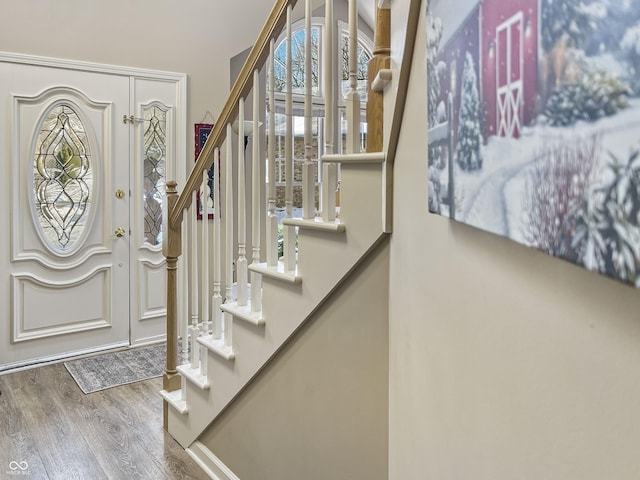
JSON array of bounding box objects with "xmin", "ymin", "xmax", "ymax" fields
[{"xmin": 0, "ymin": 362, "xmax": 209, "ymax": 480}]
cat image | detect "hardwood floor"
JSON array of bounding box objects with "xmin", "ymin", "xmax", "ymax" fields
[{"xmin": 0, "ymin": 363, "xmax": 210, "ymax": 479}]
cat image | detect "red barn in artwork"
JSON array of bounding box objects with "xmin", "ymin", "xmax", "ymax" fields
[
  {"xmin": 481, "ymin": 0, "xmax": 539, "ymax": 139},
  {"xmin": 436, "ymin": 0, "xmax": 539, "ymax": 141}
]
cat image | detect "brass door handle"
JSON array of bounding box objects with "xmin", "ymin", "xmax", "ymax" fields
[{"xmin": 114, "ymin": 227, "xmax": 126, "ymax": 238}]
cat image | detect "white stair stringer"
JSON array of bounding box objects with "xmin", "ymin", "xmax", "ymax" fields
[
  {"xmin": 166, "ymin": 155, "xmax": 386, "ymax": 448},
  {"xmin": 186, "ymin": 441, "xmax": 240, "ymax": 480}
]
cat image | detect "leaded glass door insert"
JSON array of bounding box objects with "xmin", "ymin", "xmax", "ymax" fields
[
  {"xmin": 130, "ymin": 77, "xmax": 178, "ymax": 343},
  {"xmin": 33, "ymin": 103, "xmax": 94, "ymax": 253},
  {"xmin": 142, "ymin": 104, "xmax": 167, "ymax": 246}
]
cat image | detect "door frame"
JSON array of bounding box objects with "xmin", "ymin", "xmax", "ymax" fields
[{"xmin": 0, "ymin": 51, "xmax": 187, "ymax": 371}]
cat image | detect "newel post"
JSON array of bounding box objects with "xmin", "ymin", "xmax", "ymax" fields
[
  {"xmin": 366, "ymin": 1, "xmax": 391, "ymax": 152},
  {"xmin": 163, "ymin": 180, "xmax": 182, "ymax": 429}
]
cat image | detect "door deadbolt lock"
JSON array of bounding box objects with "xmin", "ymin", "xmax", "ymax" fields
[
  {"xmin": 115, "ymin": 189, "xmax": 125, "ymax": 199},
  {"xmin": 114, "ymin": 227, "xmax": 126, "ymax": 238}
]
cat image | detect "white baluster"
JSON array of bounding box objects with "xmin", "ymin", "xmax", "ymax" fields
[
  {"xmin": 224, "ymin": 123, "xmax": 234, "ymax": 348},
  {"xmin": 212, "ymin": 147, "xmax": 223, "ymax": 340},
  {"xmin": 189, "ymin": 323, "xmax": 200, "ymax": 369},
  {"xmin": 302, "ymin": 0, "xmax": 316, "ymax": 220},
  {"xmin": 267, "ymin": 38, "xmax": 279, "ymax": 267},
  {"xmin": 323, "ymin": 0, "xmax": 338, "ymax": 222},
  {"xmin": 283, "ymin": 5, "xmax": 297, "ymax": 271},
  {"xmin": 236, "ymin": 98, "xmax": 248, "ymax": 307},
  {"xmin": 201, "ymin": 169, "xmax": 210, "ymax": 333},
  {"xmin": 190, "ymin": 192, "xmax": 199, "ymax": 328},
  {"xmin": 199, "ymin": 336, "xmax": 208, "ymax": 377},
  {"xmin": 251, "ymin": 69, "xmax": 262, "ymax": 313},
  {"xmin": 346, "ymin": 0, "xmax": 361, "ymax": 154},
  {"xmin": 181, "ymin": 206, "xmax": 190, "ymax": 356}
]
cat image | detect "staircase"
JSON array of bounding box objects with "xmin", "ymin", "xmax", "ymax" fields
[{"xmin": 160, "ymin": 0, "xmax": 403, "ymax": 458}]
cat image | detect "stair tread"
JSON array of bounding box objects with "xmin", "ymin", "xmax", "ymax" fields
[
  {"xmin": 177, "ymin": 364, "xmax": 210, "ymax": 389},
  {"xmin": 248, "ymin": 262, "xmax": 302, "ymax": 284},
  {"xmin": 282, "ymin": 217, "xmax": 346, "ymax": 232},
  {"xmin": 321, "ymin": 151, "xmax": 386, "ymax": 163},
  {"xmin": 198, "ymin": 334, "xmax": 236, "ymax": 360},
  {"xmin": 160, "ymin": 389, "xmax": 188, "ymax": 415},
  {"xmin": 221, "ymin": 301, "xmax": 265, "ymax": 326}
]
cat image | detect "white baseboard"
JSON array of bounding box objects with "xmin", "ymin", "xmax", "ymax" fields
[
  {"xmin": 0, "ymin": 341, "xmax": 129, "ymax": 374},
  {"xmin": 187, "ymin": 441, "xmax": 241, "ymax": 480}
]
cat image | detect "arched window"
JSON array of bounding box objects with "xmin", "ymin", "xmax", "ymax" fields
[
  {"xmin": 339, "ymin": 23, "xmax": 373, "ymax": 102},
  {"xmin": 273, "ymin": 25, "xmax": 321, "ymax": 96},
  {"xmin": 269, "ymin": 20, "xmax": 373, "ymax": 215},
  {"xmin": 271, "ymin": 21, "xmax": 373, "ymax": 101}
]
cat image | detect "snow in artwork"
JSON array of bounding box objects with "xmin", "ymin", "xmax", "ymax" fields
[{"xmin": 427, "ymin": 0, "xmax": 640, "ymax": 287}]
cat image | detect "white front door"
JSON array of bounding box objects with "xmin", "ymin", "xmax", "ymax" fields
[{"xmin": 0, "ymin": 55, "xmax": 185, "ymax": 370}]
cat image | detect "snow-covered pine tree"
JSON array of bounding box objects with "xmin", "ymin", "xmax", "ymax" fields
[
  {"xmin": 427, "ymin": 3, "xmax": 445, "ymax": 214},
  {"xmin": 455, "ymin": 52, "xmax": 482, "ymax": 171},
  {"xmin": 571, "ymin": 148, "xmax": 640, "ymax": 286},
  {"xmin": 426, "ymin": 6, "xmax": 442, "ymax": 129},
  {"xmin": 540, "ymin": 0, "xmax": 595, "ymax": 52}
]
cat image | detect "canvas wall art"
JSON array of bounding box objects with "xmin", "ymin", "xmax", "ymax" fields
[{"xmin": 427, "ymin": 0, "xmax": 640, "ymax": 287}]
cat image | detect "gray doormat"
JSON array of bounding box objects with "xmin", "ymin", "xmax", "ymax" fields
[{"xmin": 64, "ymin": 344, "xmax": 166, "ymax": 394}]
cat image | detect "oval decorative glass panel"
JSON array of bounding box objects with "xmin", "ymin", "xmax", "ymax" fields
[{"xmin": 33, "ymin": 104, "xmax": 93, "ymax": 252}]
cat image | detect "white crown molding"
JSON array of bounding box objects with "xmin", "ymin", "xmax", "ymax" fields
[{"xmin": 0, "ymin": 51, "xmax": 186, "ymax": 82}]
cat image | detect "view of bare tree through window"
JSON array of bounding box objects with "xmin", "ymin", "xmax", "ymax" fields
[{"xmin": 273, "ymin": 27, "xmax": 320, "ymax": 95}]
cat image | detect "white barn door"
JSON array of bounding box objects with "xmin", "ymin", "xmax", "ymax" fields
[
  {"xmin": 0, "ymin": 54, "xmax": 185, "ymax": 370},
  {"xmin": 496, "ymin": 12, "xmax": 524, "ymax": 138}
]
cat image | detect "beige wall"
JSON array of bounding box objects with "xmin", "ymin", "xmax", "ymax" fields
[
  {"xmin": 389, "ymin": 0, "xmax": 640, "ymax": 478},
  {"xmin": 200, "ymin": 239, "xmax": 389, "ymax": 480},
  {"xmin": 0, "ymin": 0, "xmax": 275, "ymax": 165},
  {"xmin": 0, "ymin": 0, "xmax": 373, "ymax": 174}
]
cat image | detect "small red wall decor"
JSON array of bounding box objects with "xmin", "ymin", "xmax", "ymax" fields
[{"xmin": 195, "ymin": 123, "xmax": 215, "ymax": 220}]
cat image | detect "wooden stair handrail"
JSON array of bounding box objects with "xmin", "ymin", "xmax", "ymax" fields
[
  {"xmin": 386, "ymin": 0, "xmax": 420, "ymax": 167},
  {"xmin": 169, "ymin": 0, "xmax": 298, "ymax": 229},
  {"xmin": 381, "ymin": 0, "xmax": 421, "ymax": 232}
]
